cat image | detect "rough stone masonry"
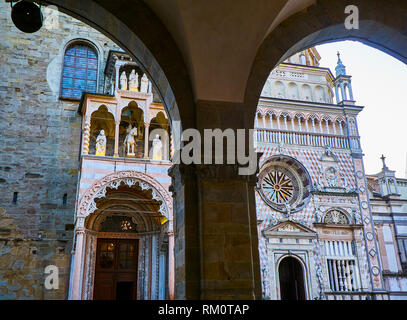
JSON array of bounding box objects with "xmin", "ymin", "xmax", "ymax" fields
[{"xmin": 0, "ymin": 2, "xmax": 119, "ymax": 299}]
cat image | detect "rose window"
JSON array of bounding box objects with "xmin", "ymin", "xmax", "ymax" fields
[
  {"xmin": 257, "ymin": 155, "xmax": 312, "ymax": 213},
  {"xmin": 261, "ymin": 169, "xmax": 294, "ymax": 204}
]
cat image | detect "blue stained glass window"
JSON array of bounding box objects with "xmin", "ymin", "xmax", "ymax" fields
[
  {"xmin": 61, "ymin": 77, "xmax": 73, "ymax": 88},
  {"xmin": 66, "ymin": 47, "xmax": 75, "ymax": 56},
  {"xmin": 86, "ymin": 81, "xmax": 97, "ymax": 92},
  {"xmin": 63, "ymin": 55, "xmax": 75, "ymax": 66},
  {"xmin": 87, "ymin": 59, "xmax": 97, "ymax": 69},
  {"xmin": 87, "ymin": 69, "xmax": 97, "ymax": 79},
  {"xmin": 73, "ymin": 90, "xmax": 82, "ymax": 99},
  {"xmin": 75, "ymin": 68, "xmax": 86, "ymax": 79},
  {"xmin": 88, "ymin": 50, "xmax": 97, "ymax": 59},
  {"xmin": 74, "ymin": 79, "xmax": 86, "ymax": 90},
  {"xmin": 60, "ymin": 43, "xmax": 98, "ymax": 99}
]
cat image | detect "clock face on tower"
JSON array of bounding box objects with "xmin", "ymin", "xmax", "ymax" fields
[{"xmin": 257, "ymin": 155, "xmax": 312, "ymax": 213}]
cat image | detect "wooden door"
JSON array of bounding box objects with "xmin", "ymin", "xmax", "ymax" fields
[{"xmin": 93, "ymin": 239, "xmax": 139, "ymax": 300}]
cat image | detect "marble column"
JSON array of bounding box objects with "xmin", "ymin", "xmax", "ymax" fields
[
  {"xmin": 144, "ymin": 122, "xmax": 150, "ymax": 158},
  {"xmin": 168, "ymin": 230, "xmax": 175, "ymax": 299},
  {"xmin": 82, "ymin": 115, "xmax": 91, "ymax": 155},
  {"xmin": 70, "ymin": 217, "xmax": 86, "ymax": 300},
  {"xmin": 114, "ymin": 120, "xmax": 120, "ymax": 157}
]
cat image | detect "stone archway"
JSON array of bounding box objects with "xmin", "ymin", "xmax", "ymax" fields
[
  {"xmin": 70, "ymin": 170, "xmax": 174, "ymax": 300},
  {"xmin": 77, "ymin": 170, "xmax": 173, "ymax": 219}
]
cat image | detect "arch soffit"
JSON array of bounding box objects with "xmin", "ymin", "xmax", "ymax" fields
[
  {"xmin": 77, "ymin": 170, "xmax": 173, "ymax": 221},
  {"xmin": 276, "ymin": 254, "xmax": 307, "ymax": 274},
  {"xmin": 90, "ymin": 104, "xmax": 116, "ymax": 121},
  {"xmin": 87, "ymin": 201, "xmax": 155, "ymax": 232},
  {"xmin": 335, "ymin": 116, "xmax": 346, "ymax": 123}
]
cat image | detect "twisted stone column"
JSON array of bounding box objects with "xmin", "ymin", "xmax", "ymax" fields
[{"xmin": 82, "ymin": 116, "xmax": 91, "ymax": 155}]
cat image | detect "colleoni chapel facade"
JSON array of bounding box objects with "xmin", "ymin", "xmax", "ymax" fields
[
  {"xmin": 254, "ymin": 48, "xmax": 407, "ymax": 300},
  {"xmin": 0, "ymin": 2, "xmax": 406, "ymax": 300}
]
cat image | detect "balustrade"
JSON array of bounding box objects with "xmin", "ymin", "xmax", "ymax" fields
[
  {"xmin": 255, "ymin": 127, "xmax": 355, "ymax": 149},
  {"xmin": 324, "ymin": 240, "xmax": 362, "ymax": 293}
]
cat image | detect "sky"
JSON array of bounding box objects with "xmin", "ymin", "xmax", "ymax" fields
[{"xmin": 315, "ymin": 41, "xmax": 407, "ymax": 178}]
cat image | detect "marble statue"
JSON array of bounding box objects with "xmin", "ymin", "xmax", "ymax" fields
[
  {"xmin": 152, "ymin": 134, "xmax": 163, "ymax": 160},
  {"xmin": 120, "ymin": 71, "xmax": 127, "ymax": 90},
  {"xmin": 124, "ymin": 125, "xmax": 138, "ymax": 156},
  {"xmin": 95, "ymin": 130, "xmax": 106, "ymax": 156},
  {"xmin": 140, "ymin": 73, "xmax": 149, "ymax": 93},
  {"xmin": 314, "ymin": 207, "xmax": 323, "ymax": 223},
  {"xmin": 129, "ymin": 70, "xmax": 139, "ymax": 91}
]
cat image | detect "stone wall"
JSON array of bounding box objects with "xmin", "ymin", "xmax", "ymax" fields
[{"xmin": 0, "ymin": 3, "xmax": 119, "ymax": 299}]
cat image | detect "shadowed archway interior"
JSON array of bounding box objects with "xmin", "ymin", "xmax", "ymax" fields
[
  {"xmin": 84, "ymin": 183, "xmax": 169, "ymax": 300},
  {"xmin": 278, "ymin": 256, "xmax": 306, "ymax": 300}
]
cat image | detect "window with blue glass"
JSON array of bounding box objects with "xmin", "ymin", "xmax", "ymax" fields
[{"xmin": 60, "ymin": 43, "xmax": 98, "ymax": 99}]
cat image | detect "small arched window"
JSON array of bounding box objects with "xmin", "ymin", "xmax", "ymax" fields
[{"xmin": 61, "ymin": 42, "xmax": 98, "ymax": 99}]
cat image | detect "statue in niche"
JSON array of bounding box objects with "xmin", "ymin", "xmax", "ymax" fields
[
  {"xmin": 120, "ymin": 71, "xmax": 127, "ymax": 90},
  {"xmin": 352, "ymin": 208, "xmax": 362, "ymax": 224},
  {"xmin": 140, "ymin": 73, "xmax": 149, "ymax": 93},
  {"xmin": 152, "ymin": 134, "xmax": 163, "ymax": 160},
  {"xmin": 124, "ymin": 124, "xmax": 138, "ymax": 156},
  {"xmin": 314, "ymin": 207, "xmax": 323, "ymax": 223},
  {"xmin": 128, "ymin": 70, "xmax": 139, "ymax": 91},
  {"xmin": 95, "ymin": 130, "xmax": 107, "ymax": 156}
]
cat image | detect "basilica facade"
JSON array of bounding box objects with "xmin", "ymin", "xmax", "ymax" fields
[{"xmin": 254, "ymin": 48, "xmax": 407, "ymax": 300}]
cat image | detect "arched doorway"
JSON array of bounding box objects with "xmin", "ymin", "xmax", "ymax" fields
[
  {"xmin": 278, "ymin": 256, "xmax": 306, "ymax": 300},
  {"xmin": 71, "ymin": 170, "xmax": 174, "ymax": 300},
  {"xmin": 88, "ymin": 183, "xmax": 166, "ymax": 300}
]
